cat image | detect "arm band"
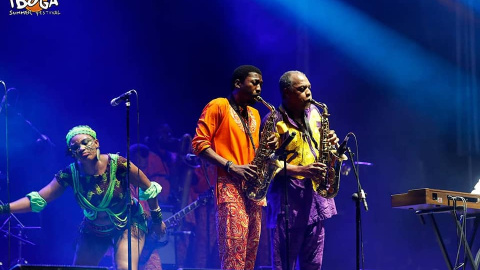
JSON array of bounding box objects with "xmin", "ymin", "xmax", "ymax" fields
[
  {"xmin": 139, "ymin": 181, "xmax": 162, "ymax": 201},
  {"xmin": 150, "ymin": 207, "xmax": 163, "ymax": 224},
  {"xmin": 0, "ymin": 204, "xmax": 10, "ymax": 214},
  {"xmin": 26, "ymin": 191, "xmax": 47, "ymax": 213}
]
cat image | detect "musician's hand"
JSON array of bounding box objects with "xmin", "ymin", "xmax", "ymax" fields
[
  {"xmin": 153, "ymin": 221, "xmax": 167, "ymax": 237},
  {"xmin": 266, "ymin": 134, "xmax": 279, "ymax": 150},
  {"xmin": 229, "ymin": 164, "xmax": 258, "ymax": 182},
  {"xmin": 297, "ymin": 162, "xmax": 327, "ymax": 179},
  {"xmin": 327, "ymin": 130, "xmax": 339, "ymax": 146}
]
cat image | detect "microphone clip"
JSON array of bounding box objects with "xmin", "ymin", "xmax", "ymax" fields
[{"xmin": 270, "ymin": 131, "xmax": 296, "ymax": 161}]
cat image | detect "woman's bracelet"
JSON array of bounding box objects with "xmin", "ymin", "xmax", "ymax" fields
[
  {"xmin": 150, "ymin": 206, "xmax": 163, "ymax": 224},
  {"xmin": 0, "ymin": 204, "xmax": 10, "ymax": 215},
  {"xmin": 150, "ymin": 206, "xmax": 161, "ymax": 212},
  {"xmin": 151, "ymin": 212, "xmax": 163, "ymax": 224}
]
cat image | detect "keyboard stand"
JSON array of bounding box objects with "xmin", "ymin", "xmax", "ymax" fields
[{"xmin": 415, "ymin": 208, "xmax": 479, "ymax": 270}]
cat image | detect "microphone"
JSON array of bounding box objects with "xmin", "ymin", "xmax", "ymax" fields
[
  {"xmin": 352, "ymin": 190, "xmax": 369, "ymax": 211},
  {"xmin": 270, "ymin": 131, "xmax": 296, "ymax": 160},
  {"xmin": 36, "ymin": 134, "xmax": 56, "ymax": 147},
  {"xmin": 360, "ymin": 189, "xmax": 368, "ymax": 211},
  {"xmin": 336, "ymin": 133, "xmax": 351, "ymax": 156},
  {"xmin": 171, "ymin": 231, "xmax": 194, "ymax": 236},
  {"xmin": 110, "ymin": 90, "xmax": 135, "ymax": 106},
  {"xmin": 185, "ymin": 153, "xmax": 198, "ymax": 162},
  {"xmin": 184, "ymin": 153, "xmax": 201, "ymax": 168}
]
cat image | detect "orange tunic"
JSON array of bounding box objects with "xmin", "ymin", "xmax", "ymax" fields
[
  {"xmin": 192, "ymin": 97, "xmax": 260, "ymax": 203},
  {"xmin": 192, "ymin": 97, "xmax": 263, "ymax": 270}
]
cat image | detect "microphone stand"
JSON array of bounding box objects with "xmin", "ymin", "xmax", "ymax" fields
[
  {"xmin": 199, "ymin": 160, "xmax": 215, "ymax": 268},
  {"xmin": 16, "ymin": 112, "xmax": 55, "ymax": 147},
  {"xmin": 0, "ymin": 200, "xmax": 40, "ymax": 267},
  {"xmin": 0, "ymin": 81, "xmax": 12, "ymax": 267},
  {"xmin": 347, "ymin": 146, "xmax": 368, "ymax": 270},
  {"xmin": 124, "ymin": 97, "xmax": 132, "ymax": 270},
  {"xmin": 279, "ymin": 151, "xmax": 291, "ymax": 270}
]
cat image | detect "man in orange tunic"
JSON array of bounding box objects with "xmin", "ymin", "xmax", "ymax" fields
[{"xmin": 192, "ymin": 65, "xmax": 265, "ymax": 270}]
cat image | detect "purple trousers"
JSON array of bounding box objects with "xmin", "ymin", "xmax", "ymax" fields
[{"xmin": 270, "ymin": 220, "xmax": 325, "ymax": 270}]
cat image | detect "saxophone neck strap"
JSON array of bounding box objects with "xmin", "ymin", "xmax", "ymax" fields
[
  {"xmin": 280, "ymin": 105, "xmax": 318, "ymax": 150},
  {"xmin": 302, "ymin": 112, "xmax": 318, "ymax": 149},
  {"xmin": 227, "ymin": 95, "xmax": 256, "ymax": 153}
]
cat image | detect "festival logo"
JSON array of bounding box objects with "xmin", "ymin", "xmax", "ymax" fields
[{"xmin": 9, "ymin": 0, "xmax": 61, "ymax": 16}]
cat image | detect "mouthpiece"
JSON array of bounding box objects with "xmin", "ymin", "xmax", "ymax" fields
[
  {"xmin": 309, "ymin": 99, "xmax": 321, "ymax": 106},
  {"xmin": 254, "ymin": 96, "xmax": 275, "ymax": 111},
  {"xmin": 309, "ymin": 99, "xmax": 329, "ymax": 115}
]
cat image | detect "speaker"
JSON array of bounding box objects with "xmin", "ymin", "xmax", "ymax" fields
[{"xmin": 9, "ymin": 265, "xmax": 108, "ymax": 270}]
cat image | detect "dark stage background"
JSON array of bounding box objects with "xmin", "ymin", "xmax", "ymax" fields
[{"xmin": 2, "ymin": 1, "xmax": 480, "ymax": 269}]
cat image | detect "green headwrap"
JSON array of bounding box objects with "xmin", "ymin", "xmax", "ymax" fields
[{"xmin": 66, "ymin": 125, "xmax": 97, "ymax": 146}]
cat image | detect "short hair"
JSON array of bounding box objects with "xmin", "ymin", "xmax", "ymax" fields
[
  {"xmin": 130, "ymin": 143, "xmax": 150, "ymax": 158},
  {"xmin": 279, "ymin": 70, "xmax": 305, "ymax": 95},
  {"xmin": 231, "ymin": 65, "xmax": 262, "ymax": 90}
]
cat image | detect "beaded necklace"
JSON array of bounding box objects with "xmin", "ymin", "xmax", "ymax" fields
[{"xmin": 70, "ymin": 154, "xmax": 128, "ymax": 230}]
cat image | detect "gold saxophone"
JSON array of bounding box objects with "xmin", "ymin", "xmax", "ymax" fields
[
  {"xmin": 310, "ymin": 99, "xmax": 346, "ymax": 198},
  {"xmin": 243, "ymin": 96, "xmax": 282, "ymax": 201}
]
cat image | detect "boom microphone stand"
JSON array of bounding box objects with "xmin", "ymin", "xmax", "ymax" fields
[
  {"xmin": 110, "ymin": 90, "xmax": 136, "ymax": 270},
  {"xmin": 1, "ymin": 85, "xmax": 44, "ymax": 267},
  {"xmin": 0, "ymin": 201, "xmax": 40, "ymax": 267},
  {"xmin": 125, "ymin": 96, "xmax": 132, "ymax": 270},
  {"xmin": 0, "ymin": 81, "xmax": 12, "ymax": 267},
  {"xmin": 276, "ymin": 131, "xmax": 296, "ymax": 270},
  {"xmin": 346, "ymin": 145, "xmax": 368, "ymax": 270},
  {"xmin": 16, "ymin": 112, "xmax": 55, "ymax": 147},
  {"xmin": 280, "ymin": 150, "xmax": 290, "ymax": 270}
]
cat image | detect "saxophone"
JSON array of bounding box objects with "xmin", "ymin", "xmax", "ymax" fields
[
  {"xmin": 310, "ymin": 99, "xmax": 346, "ymax": 198},
  {"xmin": 243, "ymin": 96, "xmax": 281, "ymax": 201}
]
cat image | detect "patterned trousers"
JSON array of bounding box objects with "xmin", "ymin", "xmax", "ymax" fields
[{"xmin": 216, "ymin": 199, "xmax": 262, "ymax": 270}]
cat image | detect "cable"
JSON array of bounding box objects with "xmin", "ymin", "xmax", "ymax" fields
[
  {"xmin": 451, "ymin": 196, "xmax": 468, "ymax": 270},
  {"xmin": 348, "ymin": 132, "xmax": 359, "ymax": 179}
]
